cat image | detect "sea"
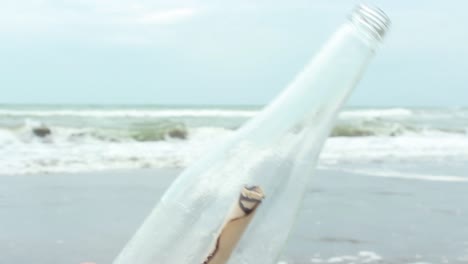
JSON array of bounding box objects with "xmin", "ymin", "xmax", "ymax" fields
[
  {"xmin": 0, "ymin": 104, "xmax": 467, "ymax": 179},
  {"xmin": 1, "ymin": 104, "xmax": 468, "ymax": 264}
]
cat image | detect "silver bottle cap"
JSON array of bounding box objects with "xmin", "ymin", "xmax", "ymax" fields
[{"xmin": 350, "ymin": 4, "xmax": 391, "ymax": 41}]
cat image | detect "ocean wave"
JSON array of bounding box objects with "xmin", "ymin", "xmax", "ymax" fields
[
  {"xmin": 304, "ymin": 251, "xmax": 383, "ymax": 264},
  {"xmin": 340, "ymin": 108, "xmax": 414, "ymax": 118},
  {"xmin": 0, "ymin": 121, "xmax": 193, "ymax": 144},
  {"xmin": 0, "ymin": 129, "xmax": 231, "ymax": 175},
  {"xmin": 0, "ymin": 109, "xmax": 258, "ymax": 118},
  {"xmin": 1, "ymin": 107, "xmax": 468, "ymax": 175},
  {"xmin": 330, "ymin": 121, "xmax": 412, "ymax": 137},
  {"xmin": 1, "ymin": 118, "xmax": 466, "ymax": 147},
  {"xmin": 2, "ymin": 107, "xmax": 467, "ymax": 138},
  {"xmin": 0, "ymin": 107, "xmax": 433, "ymax": 120},
  {"xmin": 331, "ymin": 168, "xmax": 468, "ymax": 182},
  {"xmin": 331, "ymin": 123, "xmax": 467, "ymax": 137},
  {"xmin": 1, "ymin": 129, "xmax": 468, "ymax": 175},
  {"xmin": 2, "ymin": 107, "xmax": 467, "ymax": 120},
  {"xmin": 321, "ymin": 135, "xmax": 468, "ymax": 164}
]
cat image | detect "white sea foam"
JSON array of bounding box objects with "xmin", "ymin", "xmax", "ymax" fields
[
  {"xmin": 321, "ymin": 135, "xmax": 468, "ymax": 163},
  {"xmin": 0, "ymin": 107, "xmax": 467, "ymax": 175},
  {"xmin": 0, "ymin": 122, "xmax": 466, "ymax": 175},
  {"xmin": 305, "ymin": 251, "xmax": 383, "ymax": 263},
  {"xmin": 0, "ymin": 109, "xmax": 258, "ymax": 118},
  {"xmin": 0, "ymin": 126, "xmax": 232, "ymax": 175},
  {"xmin": 340, "ymin": 108, "xmax": 414, "ymax": 118},
  {"xmin": 335, "ymin": 168, "xmax": 468, "ymax": 182},
  {"xmin": 1, "ymin": 107, "xmax": 465, "ymax": 120},
  {"xmin": 2, "ymin": 128, "xmax": 468, "ymax": 176}
]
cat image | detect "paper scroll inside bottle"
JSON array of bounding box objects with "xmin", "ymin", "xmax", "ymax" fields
[{"xmin": 203, "ymin": 186, "xmax": 265, "ymax": 264}]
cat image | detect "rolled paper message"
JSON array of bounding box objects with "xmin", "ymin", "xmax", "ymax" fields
[{"xmin": 203, "ymin": 185, "xmax": 265, "ymax": 264}]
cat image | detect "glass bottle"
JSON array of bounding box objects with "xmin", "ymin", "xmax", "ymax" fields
[{"xmin": 114, "ymin": 4, "xmax": 390, "ymax": 264}]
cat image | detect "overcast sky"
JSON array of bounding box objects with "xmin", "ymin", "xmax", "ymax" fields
[{"xmin": 0, "ymin": 0, "xmax": 466, "ymax": 106}]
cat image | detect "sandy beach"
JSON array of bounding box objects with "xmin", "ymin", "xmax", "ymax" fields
[{"xmin": 1, "ymin": 167, "xmax": 467, "ymax": 264}]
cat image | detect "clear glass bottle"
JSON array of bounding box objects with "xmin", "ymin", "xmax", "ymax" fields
[{"xmin": 114, "ymin": 4, "xmax": 390, "ymax": 264}]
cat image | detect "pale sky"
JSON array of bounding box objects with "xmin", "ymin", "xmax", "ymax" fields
[{"xmin": 0, "ymin": 0, "xmax": 467, "ymax": 106}]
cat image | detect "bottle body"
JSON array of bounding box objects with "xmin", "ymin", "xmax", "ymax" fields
[{"xmin": 114, "ymin": 5, "xmax": 390, "ymax": 264}]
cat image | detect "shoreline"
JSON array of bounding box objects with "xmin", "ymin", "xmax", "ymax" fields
[{"xmin": 1, "ymin": 168, "xmax": 467, "ymax": 264}]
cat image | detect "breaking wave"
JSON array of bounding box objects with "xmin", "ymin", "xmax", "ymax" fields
[{"xmin": 0, "ymin": 106, "xmax": 467, "ymax": 175}]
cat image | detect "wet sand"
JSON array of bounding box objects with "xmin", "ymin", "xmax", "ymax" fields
[{"xmin": 1, "ymin": 168, "xmax": 467, "ymax": 264}]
